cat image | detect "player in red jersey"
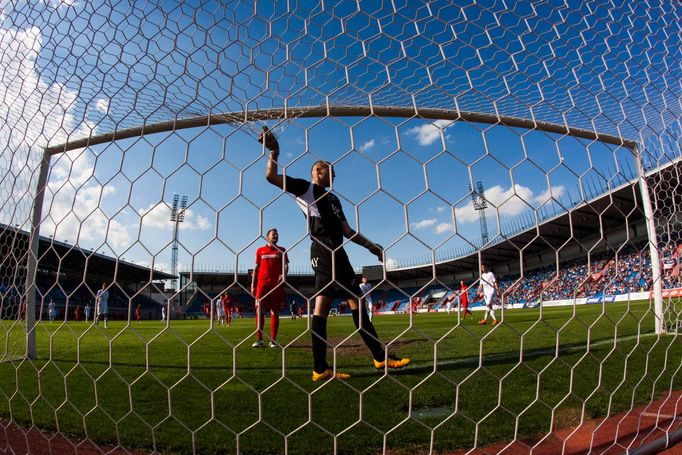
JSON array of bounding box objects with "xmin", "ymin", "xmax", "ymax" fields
[
  {"xmin": 220, "ymin": 293, "xmax": 232, "ymax": 327},
  {"xmin": 459, "ymin": 280, "xmax": 473, "ymax": 320},
  {"xmin": 251, "ymin": 228, "xmax": 288, "ymax": 348},
  {"xmin": 135, "ymin": 304, "xmax": 142, "ymax": 323}
]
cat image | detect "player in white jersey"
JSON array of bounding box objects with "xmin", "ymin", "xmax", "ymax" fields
[
  {"xmin": 445, "ymin": 293, "xmax": 454, "ymax": 314},
  {"xmin": 477, "ymin": 264, "xmax": 500, "ymax": 325},
  {"xmin": 48, "ymin": 300, "xmax": 56, "ymax": 323},
  {"xmin": 359, "ymin": 276, "xmax": 374, "ymax": 322},
  {"xmin": 216, "ymin": 298, "xmax": 225, "ymax": 325},
  {"xmin": 95, "ymin": 283, "xmax": 109, "ymax": 329}
]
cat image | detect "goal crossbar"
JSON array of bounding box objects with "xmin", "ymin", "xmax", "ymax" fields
[{"xmin": 44, "ymin": 105, "xmax": 637, "ymax": 155}]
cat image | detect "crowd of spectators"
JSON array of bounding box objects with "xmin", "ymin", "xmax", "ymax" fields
[
  {"xmin": 3, "ymin": 243, "xmax": 680, "ymax": 320},
  {"xmin": 498, "ymin": 243, "xmax": 679, "ymax": 306}
]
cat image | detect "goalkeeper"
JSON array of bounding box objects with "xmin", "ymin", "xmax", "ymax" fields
[{"xmin": 260, "ymin": 127, "xmax": 410, "ymax": 381}]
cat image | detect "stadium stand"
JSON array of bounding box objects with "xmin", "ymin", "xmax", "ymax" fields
[{"xmin": 370, "ymin": 242, "xmax": 680, "ymax": 312}]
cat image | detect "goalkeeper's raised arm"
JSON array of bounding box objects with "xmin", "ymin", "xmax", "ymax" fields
[{"xmin": 260, "ymin": 126, "xmax": 283, "ymax": 189}]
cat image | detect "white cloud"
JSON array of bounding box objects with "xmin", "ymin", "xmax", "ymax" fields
[
  {"xmin": 0, "ymin": 22, "xmax": 95, "ymax": 228},
  {"xmin": 42, "ymin": 155, "xmax": 132, "ymax": 249},
  {"xmin": 41, "ymin": 153, "xmax": 121, "ymax": 243},
  {"xmin": 407, "ymin": 120, "xmax": 452, "ymax": 146},
  {"xmin": 138, "ymin": 203, "xmax": 211, "ymax": 231},
  {"xmin": 359, "ymin": 139, "xmax": 375, "ymax": 152},
  {"xmin": 434, "ymin": 222, "xmax": 453, "ymax": 234},
  {"xmin": 95, "ymin": 98, "xmax": 109, "ymax": 113},
  {"xmin": 385, "ymin": 258, "xmax": 399, "ymax": 270},
  {"xmin": 533, "ymin": 186, "xmax": 566, "ymax": 205},
  {"xmin": 455, "ymin": 184, "xmax": 567, "ymax": 223},
  {"xmin": 407, "ymin": 184, "xmax": 566, "ymax": 236},
  {"xmin": 410, "ymin": 218, "xmax": 437, "ymax": 230}
]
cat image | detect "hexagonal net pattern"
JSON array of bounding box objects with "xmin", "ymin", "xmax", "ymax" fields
[{"xmin": 0, "ymin": 1, "xmax": 680, "ymax": 454}]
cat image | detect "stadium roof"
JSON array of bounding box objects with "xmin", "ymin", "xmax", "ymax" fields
[
  {"xmin": 180, "ymin": 271, "xmax": 318, "ymax": 295},
  {"xmin": 0, "ymin": 224, "xmax": 175, "ymax": 283},
  {"xmin": 374, "ymin": 159, "xmax": 681, "ymax": 282},
  {"xmin": 372, "ymin": 181, "xmax": 644, "ymax": 281},
  {"xmin": 183, "ymin": 159, "xmax": 679, "ymax": 289}
]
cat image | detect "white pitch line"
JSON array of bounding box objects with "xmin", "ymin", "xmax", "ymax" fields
[{"xmin": 640, "ymin": 412, "xmax": 678, "ymax": 419}]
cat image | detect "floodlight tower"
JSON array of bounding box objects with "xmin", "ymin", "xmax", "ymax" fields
[
  {"xmin": 169, "ymin": 194, "xmax": 187, "ymax": 291},
  {"xmin": 471, "ymin": 181, "xmax": 489, "ymax": 245}
]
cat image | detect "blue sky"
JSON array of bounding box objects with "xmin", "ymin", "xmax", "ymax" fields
[
  {"xmin": 41, "ymin": 115, "xmax": 635, "ymax": 275},
  {"xmin": 0, "ymin": 0, "xmax": 678, "ymax": 278}
]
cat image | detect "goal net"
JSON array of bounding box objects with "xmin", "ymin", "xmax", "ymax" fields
[{"xmin": 0, "ymin": 1, "xmax": 679, "ymax": 453}]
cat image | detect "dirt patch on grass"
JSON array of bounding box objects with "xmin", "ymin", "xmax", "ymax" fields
[
  {"xmin": 290, "ymin": 336, "xmax": 419, "ymax": 358},
  {"xmin": 552, "ymin": 406, "xmax": 582, "ymax": 430}
]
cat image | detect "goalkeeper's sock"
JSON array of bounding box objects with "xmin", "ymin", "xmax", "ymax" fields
[
  {"xmin": 311, "ymin": 315, "xmax": 329, "ymax": 373},
  {"xmin": 351, "ymin": 308, "xmax": 385, "ymax": 361},
  {"xmin": 255, "ymin": 310, "xmax": 264, "ymax": 341},
  {"xmin": 270, "ymin": 311, "xmax": 279, "ymax": 340}
]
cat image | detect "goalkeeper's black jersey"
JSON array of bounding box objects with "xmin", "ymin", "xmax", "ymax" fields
[{"xmin": 283, "ymin": 176, "xmax": 346, "ymax": 249}]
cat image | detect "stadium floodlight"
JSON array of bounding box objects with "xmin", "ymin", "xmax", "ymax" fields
[
  {"xmin": 471, "ymin": 181, "xmax": 490, "ymax": 245},
  {"xmin": 169, "ymin": 194, "xmax": 187, "ymax": 292}
]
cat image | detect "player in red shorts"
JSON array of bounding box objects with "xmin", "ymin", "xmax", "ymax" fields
[
  {"xmin": 412, "ymin": 296, "xmax": 420, "ymax": 316},
  {"xmin": 135, "ymin": 304, "xmax": 142, "ymax": 323},
  {"xmin": 220, "ymin": 293, "xmax": 232, "ymax": 327},
  {"xmin": 459, "ymin": 280, "xmax": 473, "ymax": 320},
  {"xmin": 251, "ymin": 228, "xmax": 288, "ymax": 348}
]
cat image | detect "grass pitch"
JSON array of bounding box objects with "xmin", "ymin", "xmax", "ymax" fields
[{"xmin": 0, "ymin": 301, "xmax": 680, "ymax": 454}]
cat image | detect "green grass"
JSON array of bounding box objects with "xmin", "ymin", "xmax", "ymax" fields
[{"xmin": 0, "ymin": 301, "xmax": 680, "ymax": 454}]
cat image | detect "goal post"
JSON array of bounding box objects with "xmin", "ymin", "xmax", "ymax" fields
[
  {"xmin": 24, "ymin": 150, "xmax": 51, "ymax": 360},
  {"xmin": 634, "ymin": 145, "xmax": 665, "ymax": 335}
]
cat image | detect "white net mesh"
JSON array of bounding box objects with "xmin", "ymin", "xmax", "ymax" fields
[{"xmin": 0, "ymin": 1, "xmax": 680, "ymax": 454}]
